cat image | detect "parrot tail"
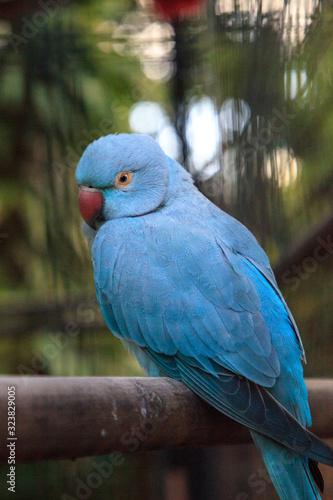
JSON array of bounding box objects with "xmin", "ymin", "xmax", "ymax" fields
[{"xmin": 251, "ymin": 431, "xmax": 323, "ymax": 500}]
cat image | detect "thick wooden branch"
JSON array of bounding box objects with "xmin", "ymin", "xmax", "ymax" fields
[{"xmin": 0, "ymin": 377, "xmax": 332, "ymax": 463}]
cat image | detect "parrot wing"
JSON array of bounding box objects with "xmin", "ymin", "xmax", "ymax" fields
[
  {"xmin": 93, "ymin": 217, "xmax": 280, "ymax": 387},
  {"xmin": 211, "ymin": 207, "xmax": 306, "ymax": 360},
  {"xmin": 93, "ymin": 217, "xmax": 333, "ymax": 465}
]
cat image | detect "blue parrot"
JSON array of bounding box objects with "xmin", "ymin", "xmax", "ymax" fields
[{"xmin": 76, "ymin": 133, "xmax": 333, "ymax": 499}]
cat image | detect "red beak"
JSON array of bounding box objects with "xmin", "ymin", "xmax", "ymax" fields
[{"xmin": 78, "ymin": 186, "xmax": 104, "ymax": 229}]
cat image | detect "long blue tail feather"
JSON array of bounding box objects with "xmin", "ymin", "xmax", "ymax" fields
[{"xmin": 251, "ymin": 431, "xmax": 322, "ymax": 500}]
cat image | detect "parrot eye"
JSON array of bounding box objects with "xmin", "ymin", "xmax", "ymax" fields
[{"xmin": 116, "ymin": 171, "xmax": 132, "ymax": 188}]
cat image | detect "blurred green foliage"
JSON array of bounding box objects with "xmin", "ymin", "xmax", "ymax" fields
[{"xmin": 0, "ymin": 0, "xmax": 333, "ymax": 498}]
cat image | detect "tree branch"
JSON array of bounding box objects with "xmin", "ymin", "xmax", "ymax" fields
[{"xmin": 0, "ymin": 377, "xmax": 332, "ymax": 463}]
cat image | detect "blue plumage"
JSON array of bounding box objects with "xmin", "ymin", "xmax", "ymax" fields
[{"xmin": 76, "ymin": 133, "xmax": 333, "ymax": 499}]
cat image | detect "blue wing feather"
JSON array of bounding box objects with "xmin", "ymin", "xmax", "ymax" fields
[
  {"xmin": 94, "ymin": 216, "xmax": 280, "ymax": 385},
  {"xmin": 92, "ymin": 213, "xmax": 333, "ymax": 467}
]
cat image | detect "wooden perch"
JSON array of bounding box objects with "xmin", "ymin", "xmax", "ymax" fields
[{"xmin": 0, "ymin": 377, "xmax": 332, "ymax": 463}]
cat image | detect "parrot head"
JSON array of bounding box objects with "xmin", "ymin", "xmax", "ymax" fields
[{"xmin": 75, "ymin": 133, "xmax": 170, "ymax": 228}]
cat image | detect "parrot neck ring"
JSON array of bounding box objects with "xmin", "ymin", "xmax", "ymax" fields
[{"xmin": 78, "ymin": 186, "xmax": 104, "ymax": 229}]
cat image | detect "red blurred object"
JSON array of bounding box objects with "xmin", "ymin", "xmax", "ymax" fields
[
  {"xmin": 154, "ymin": 0, "xmax": 205, "ymax": 20},
  {"xmin": 78, "ymin": 187, "xmax": 104, "ymax": 228}
]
